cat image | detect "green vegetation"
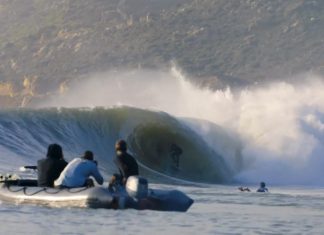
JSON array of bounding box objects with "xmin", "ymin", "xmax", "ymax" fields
[{"xmin": 0, "ymin": 0, "xmax": 323, "ymax": 105}]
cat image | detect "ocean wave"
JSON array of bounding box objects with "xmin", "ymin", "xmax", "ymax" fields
[{"xmin": 0, "ymin": 106, "xmax": 231, "ymax": 183}]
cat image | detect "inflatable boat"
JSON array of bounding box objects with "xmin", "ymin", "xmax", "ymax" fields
[{"xmin": 0, "ymin": 175, "xmax": 194, "ymax": 212}]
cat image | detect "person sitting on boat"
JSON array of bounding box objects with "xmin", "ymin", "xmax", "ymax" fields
[
  {"xmin": 257, "ymin": 182, "xmax": 268, "ymax": 192},
  {"xmin": 37, "ymin": 143, "xmax": 68, "ymax": 187},
  {"xmin": 109, "ymin": 140, "xmax": 139, "ymax": 189},
  {"xmin": 54, "ymin": 150, "xmax": 104, "ymax": 188}
]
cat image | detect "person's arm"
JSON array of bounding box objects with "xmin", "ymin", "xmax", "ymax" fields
[
  {"xmin": 90, "ymin": 162, "xmax": 104, "ymax": 185},
  {"xmin": 114, "ymin": 157, "xmax": 127, "ymax": 177}
]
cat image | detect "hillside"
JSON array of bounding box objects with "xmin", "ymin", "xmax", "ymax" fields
[{"xmin": 0, "ymin": 0, "xmax": 323, "ymax": 107}]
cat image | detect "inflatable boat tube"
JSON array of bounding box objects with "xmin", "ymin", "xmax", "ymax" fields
[{"xmin": 0, "ymin": 179, "xmax": 193, "ymax": 212}]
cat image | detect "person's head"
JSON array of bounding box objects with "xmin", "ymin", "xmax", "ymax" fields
[
  {"xmin": 260, "ymin": 182, "xmax": 266, "ymax": 188},
  {"xmin": 115, "ymin": 140, "xmax": 127, "ymax": 152},
  {"xmin": 82, "ymin": 150, "xmax": 94, "ymax": 161},
  {"xmin": 47, "ymin": 144, "xmax": 63, "ymax": 160}
]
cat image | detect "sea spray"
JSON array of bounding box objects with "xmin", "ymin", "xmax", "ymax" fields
[{"xmin": 25, "ymin": 68, "xmax": 324, "ymax": 185}]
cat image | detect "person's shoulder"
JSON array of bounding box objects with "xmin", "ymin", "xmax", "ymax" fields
[
  {"xmin": 60, "ymin": 159, "xmax": 68, "ymax": 166},
  {"xmin": 117, "ymin": 151, "xmax": 129, "ymax": 160},
  {"xmin": 82, "ymin": 159, "xmax": 97, "ymax": 167},
  {"xmin": 125, "ymin": 152, "xmax": 135, "ymax": 159},
  {"xmin": 86, "ymin": 159, "xmax": 96, "ymax": 165},
  {"xmin": 257, "ymin": 188, "xmax": 268, "ymax": 192},
  {"xmin": 70, "ymin": 158, "xmax": 81, "ymax": 163}
]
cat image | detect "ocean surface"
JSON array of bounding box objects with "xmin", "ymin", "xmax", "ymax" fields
[
  {"xmin": 1, "ymin": 72, "xmax": 324, "ymax": 234},
  {"xmin": 1, "ymin": 183, "xmax": 324, "ymax": 235}
]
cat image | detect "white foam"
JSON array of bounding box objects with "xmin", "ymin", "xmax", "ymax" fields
[{"xmin": 36, "ymin": 68, "xmax": 324, "ymax": 185}]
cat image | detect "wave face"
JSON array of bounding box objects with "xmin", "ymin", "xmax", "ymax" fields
[
  {"xmin": 0, "ymin": 107, "xmax": 231, "ymax": 183},
  {"xmin": 2, "ymin": 69, "xmax": 324, "ymax": 186}
]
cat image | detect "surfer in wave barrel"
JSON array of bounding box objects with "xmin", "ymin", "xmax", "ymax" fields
[{"xmin": 169, "ymin": 143, "xmax": 182, "ymax": 171}]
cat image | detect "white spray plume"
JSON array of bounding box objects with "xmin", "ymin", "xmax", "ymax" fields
[{"xmin": 38, "ymin": 68, "xmax": 324, "ymax": 185}]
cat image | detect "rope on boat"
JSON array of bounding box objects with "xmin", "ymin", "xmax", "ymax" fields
[
  {"xmin": 23, "ymin": 187, "xmax": 46, "ymax": 196},
  {"xmin": 1, "ymin": 173, "xmax": 94, "ymax": 196},
  {"xmin": 67, "ymin": 187, "xmax": 89, "ymax": 193},
  {"xmin": 6, "ymin": 185, "xmax": 25, "ymax": 193},
  {"xmin": 2, "ymin": 183, "xmax": 46, "ymax": 196},
  {"xmin": 3, "ymin": 181, "xmax": 91, "ymax": 196}
]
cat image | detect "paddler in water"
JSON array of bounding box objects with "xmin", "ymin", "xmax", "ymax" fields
[
  {"xmin": 37, "ymin": 143, "xmax": 68, "ymax": 187},
  {"xmin": 256, "ymin": 182, "xmax": 268, "ymax": 192},
  {"xmin": 109, "ymin": 140, "xmax": 139, "ymax": 191},
  {"xmin": 238, "ymin": 182, "xmax": 269, "ymax": 192},
  {"xmin": 238, "ymin": 186, "xmax": 251, "ymax": 192},
  {"xmin": 54, "ymin": 150, "xmax": 104, "ymax": 188}
]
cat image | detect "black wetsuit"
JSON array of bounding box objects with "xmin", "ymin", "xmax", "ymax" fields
[
  {"xmin": 37, "ymin": 158, "xmax": 68, "ymax": 187},
  {"xmin": 170, "ymin": 144, "xmax": 182, "ymax": 169},
  {"xmin": 114, "ymin": 151, "xmax": 139, "ymax": 179}
]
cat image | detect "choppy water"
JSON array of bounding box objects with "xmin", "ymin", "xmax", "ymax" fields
[{"xmin": 1, "ymin": 184, "xmax": 324, "ymax": 235}]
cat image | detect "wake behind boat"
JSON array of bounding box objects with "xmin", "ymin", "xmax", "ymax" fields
[{"xmin": 0, "ymin": 174, "xmax": 194, "ymax": 212}]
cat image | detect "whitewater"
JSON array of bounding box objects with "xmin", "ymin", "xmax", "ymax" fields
[{"xmin": 1, "ymin": 68, "xmax": 324, "ymax": 234}]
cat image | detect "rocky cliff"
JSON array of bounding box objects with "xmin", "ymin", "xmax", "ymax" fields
[{"xmin": 0, "ymin": 0, "xmax": 323, "ymax": 107}]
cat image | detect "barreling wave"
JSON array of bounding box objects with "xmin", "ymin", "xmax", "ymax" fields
[{"xmin": 0, "ymin": 106, "xmax": 232, "ymax": 183}]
